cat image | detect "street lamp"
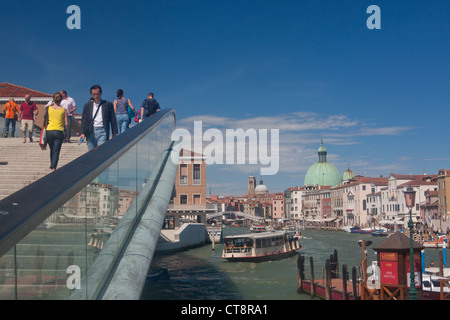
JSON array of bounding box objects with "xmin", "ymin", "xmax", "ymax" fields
[{"xmin": 403, "ymin": 185, "xmax": 417, "ymax": 300}]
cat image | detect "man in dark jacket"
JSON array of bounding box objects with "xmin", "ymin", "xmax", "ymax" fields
[
  {"xmin": 140, "ymin": 92, "xmax": 160, "ymax": 122},
  {"xmin": 80, "ymin": 84, "xmax": 118, "ymax": 151}
]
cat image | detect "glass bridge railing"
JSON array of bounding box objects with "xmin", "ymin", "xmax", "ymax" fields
[{"xmin": 0, "ymin": 109, "xmax": 176, "ymax": 299}]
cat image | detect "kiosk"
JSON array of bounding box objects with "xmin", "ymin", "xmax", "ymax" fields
[{"xmin": 373, "ymin": 232, "xmax": 424, "ymax": 300}]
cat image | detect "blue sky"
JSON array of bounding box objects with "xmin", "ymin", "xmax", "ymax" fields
[{"xmin": 2, "ymin": 0, "xmax": 450, "ymax": 195}]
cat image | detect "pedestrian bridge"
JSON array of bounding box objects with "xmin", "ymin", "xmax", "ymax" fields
[{"xmin": 0, "ymin": 109, "xmax": 178, "ymax": 299}]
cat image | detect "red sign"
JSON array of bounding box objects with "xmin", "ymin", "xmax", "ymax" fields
[
  {"xmin": 380, "ymin": 261, "xmax": 398, "ymax": 285},
  {"xmin": 380, "ymin": 252, "xmax": 398, "ymax": 285}
]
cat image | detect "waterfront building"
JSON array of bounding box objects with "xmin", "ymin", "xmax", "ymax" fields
[
  {"xmin": 366, "ymin": 184, "xmax": 382, "ymax": 226},
  {"xmin": 331, "ymin": 185, "xmax": 345, "ymax": 227},
  {"xmin": 261, "ymin": 201, "xmax": 273, "ymax": 220},
  {"xmin": 272, "ymin": 192, "xmax": 285, "ymax": 221},
  {"xmin": 302, "ymin": 185, "xmax": 331, "ymax": 224},
  {"xmin": 284, "ymin": 188, "xmax": 293, "ymax": 221},
  {"xmin": 166, "ymin": 149, "xmax": 216, "ymax": 228},
  {"xmin": 287, "ymin": 186, "xmax": 306, "ymax": 221},
  {"xmin": 420, "ymin": 190, "xmax": 439, "ymax": 225},
  {"xmin": 284, "ymin": 186, "xmax": 305, "ymax": 221},
  {"xmin": 380, "ymin": 173, "xmax": 437, "ymax": 228},
  {"xmin": 207, "ymin": 195, "xmax": 246, "ymax": 214},
  {"xmin": 243, "ymin": 200, "xmax": 264, "ymax": 217},
  {"xmin": 436, "ymin": 169, "xmax": 450, "ymax": 226},
  {"xmin": 339, "ymin": 176, "xmax": 388, "ymax": 227}
]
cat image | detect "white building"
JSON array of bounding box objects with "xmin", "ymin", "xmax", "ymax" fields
[
  {"xmin": 341, "ymin": 177, "xmax": 388, "ymax": 227},
  {"xmin": 380, "ymin": 173, "xmax": 437, "ymax": 228},
  {"xmin": 287, "ymin": 186, "xmax": 306, "ymax": 221}
]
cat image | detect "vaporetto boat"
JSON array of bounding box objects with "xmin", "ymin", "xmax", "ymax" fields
[{"xmin": 222, "ymin": 230, "xmax": 301, "ymax": 262}]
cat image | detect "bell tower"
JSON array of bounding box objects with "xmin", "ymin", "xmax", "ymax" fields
[{"xmin": 248, "ymin": 176, "xmax": 256, "ymax": 195}]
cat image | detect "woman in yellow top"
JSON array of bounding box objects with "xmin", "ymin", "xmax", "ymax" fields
[{"xmin": 45, "ymin": 92, "xmax": 68, "ymax": 171}]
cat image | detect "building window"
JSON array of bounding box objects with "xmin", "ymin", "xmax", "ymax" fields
[
  {"xmin": 193, "ymin": 194, "xmax": 201, "ymax": 204},
  {"xmin": 180, "ymin": 164, "xmax": 188, "ymax": 184},
  {"xmin": 193, "ymin": 164, "xmax": 201, "ymax": 184},
  {"xmin": 180, "ymin": 194, "xmax": 188, "ymax": 204}
]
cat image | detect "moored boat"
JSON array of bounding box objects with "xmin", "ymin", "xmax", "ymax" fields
[
  {"xmin": 371, "ymin": 230, "xmax": 388, "ymax": 236},
  {"xmin": 422, "ymin": 268, "xmax": 450, "ymax": 300},
  {"xmin": 360, "ymin": 228, "xmax": 373, "ymax": 234},
  {"xmin": 350, "ymin": 226, "xmax": 361, "ymax": 233},
  {"xmin": 371, "ymin": 228, "xmax": 389, "ymax": 236},
  {"xmin": 423, "ymin": 235, "xmax": 448, "ymax": 248},
  {"xmin": 250, "ymin": 224, "xmax": 266, "ymax": 232},
  {"xmin": 222, "ymin": 230, "xmax": 301, "ymax": 262}
]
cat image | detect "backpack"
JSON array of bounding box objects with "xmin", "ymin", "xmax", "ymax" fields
[{"xmin": 143, "ymin": 98, "xmax": 160, "ymax": 117}]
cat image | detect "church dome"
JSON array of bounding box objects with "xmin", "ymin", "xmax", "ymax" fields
[
  {"xmin": 343, "ymin": 167, "xmax": 355, "ymax": 181},
  {"xmin": 255, "ymin": 178, "xmax": 268, "ymax": 194},
  {"xmin": 304, "ymin": 141, "xmax": 342, "ymax": 187}
]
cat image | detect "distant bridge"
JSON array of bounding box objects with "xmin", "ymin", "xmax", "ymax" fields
[{"xmin": 206, "ymin": 211, "xmax": 265, "ymax": 222}]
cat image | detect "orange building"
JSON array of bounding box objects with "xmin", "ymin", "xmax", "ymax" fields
[{"xmin": 165, "ymin": 149, "xmax": 216, "ymax": 229}]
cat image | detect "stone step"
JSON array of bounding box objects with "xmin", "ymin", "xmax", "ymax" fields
[{"xmin": 0, "ymin": 138, "xmax": 88, "ymax": 200}]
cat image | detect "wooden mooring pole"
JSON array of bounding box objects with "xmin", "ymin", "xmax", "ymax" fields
[
  {"xmin": 297, "ymin": 254, "xmax": 305, "ymax": 293},
  {"xmin": 342, "ymin": 264, "xmax": 348, "ymax": 300},
  {"xmin": 325, "ymin": 259, "xmax": 331, "ymax": 300},
  {"xmin": 352, "ymin": 266, "xmax": 359, "ymax": 300},
  {"xmin": 331, "ymin": 249, "xmax": 339, "ymax": 278}
]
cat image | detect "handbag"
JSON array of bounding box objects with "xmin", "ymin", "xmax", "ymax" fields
[
  {"xmin": 127, "ymin": 103, "xmax": 135, "ymax": 119},
  {"xmin": 39, "ymin": 127, "xmax": 47, "ymax": 150},
  {"xmin": 39, "ymin": 107, "xmax": 49, "ymax": 150}
]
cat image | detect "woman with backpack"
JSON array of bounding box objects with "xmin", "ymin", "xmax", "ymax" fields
[{"xmin": 114, "ymin": 89, "xmax": 136, "ymax": 133}]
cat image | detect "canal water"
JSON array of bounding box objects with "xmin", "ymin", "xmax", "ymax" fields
[{"xmin": 141, "ymin": 227, "xmax": 449, "ymax": 300}]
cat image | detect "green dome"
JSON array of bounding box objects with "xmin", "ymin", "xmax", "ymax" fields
[{"xmin": 304, "ymin": 141, "xmax": 342, "ymax": 187}]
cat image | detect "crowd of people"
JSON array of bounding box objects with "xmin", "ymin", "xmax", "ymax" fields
[{"xmin": 2, "ymin": 84, "xmax": 161, "ymax": 171}]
